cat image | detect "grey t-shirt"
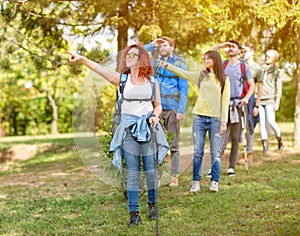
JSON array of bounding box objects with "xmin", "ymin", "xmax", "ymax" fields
[{"xmin": 224, "ymin": 61, "xmax": 252, "ymax": 99}]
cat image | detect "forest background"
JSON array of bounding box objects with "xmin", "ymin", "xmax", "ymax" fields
[{"xmin": 1, "ymin": 0, "xmax": 300, "ymax": 147}]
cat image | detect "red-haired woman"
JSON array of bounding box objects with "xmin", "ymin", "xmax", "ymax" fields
[{"xmin": 66, "ymin": 43, "xmax": 169, "ymax": 227}]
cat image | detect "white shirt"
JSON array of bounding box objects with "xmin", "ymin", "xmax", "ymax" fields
[{"xmin": 121, "ymin": 75, "xmax": 153, "ymax": 116}]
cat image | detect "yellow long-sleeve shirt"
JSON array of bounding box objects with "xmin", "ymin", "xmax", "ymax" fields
[{"xmin": 166, "ymin": 63, "xmax": 230, "ymax": 123}]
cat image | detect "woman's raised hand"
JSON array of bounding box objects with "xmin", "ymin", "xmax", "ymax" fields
[
  {"xmin": 158, "ymin": 60, "xmax": 168, "ymax": 69},
  {"xmin": 65, "ymin": 51, "xmax": 82, "ymax": 64}
]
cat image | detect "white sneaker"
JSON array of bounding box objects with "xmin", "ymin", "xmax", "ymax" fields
[
  {"xmin": 210, "ymin": 181, "xmax": 219, "ymax": 192},
  {"xmin": 227, "ymin": 168, "xmax": 235, "ymax": 177},
  {"xmin": 190, "ymin": 181, "xmax": 200, "ymax": 192}
]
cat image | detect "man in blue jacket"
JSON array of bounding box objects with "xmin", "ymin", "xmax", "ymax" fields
[{"xmin": 145, "ymin": 36, "xmax": 188, "ymax": 187}]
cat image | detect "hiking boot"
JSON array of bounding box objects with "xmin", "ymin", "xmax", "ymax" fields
[
  {"xmin": 148, "ymin": 202, "xmax": 158, "ymax": 220},
  {"xmin": 128, "ymin": 211, "xmax": 140, "ymax": 227},
  {"xmin": 169, "ymin": 174, "xmax": 179, "ymax": 187},
  {"xmin": 262, "ymin": 140, "xmax": 269, "ymax": 154},
  {"xmin": 276, "ymin": 136, "xmax": 284, "ymax": 150},
  {"xmin": 210, "ymin": 181, "xmax": 219, "ymax": 192},
  {"xmin": 190, "ymin": 181, "xmax": 200, "ymax": 192},
  {"xmin": 227, "ymin": 168, "xmax": 235, "ymax": 177},
  {"xmin": 237, "ymin": 153, "xmax": 252, "ymax": 165}
]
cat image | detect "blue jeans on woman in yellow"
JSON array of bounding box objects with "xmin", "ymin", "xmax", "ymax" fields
[{"xmin": 192, "ymin": 115, "xmax": 222, "ymax": 182}]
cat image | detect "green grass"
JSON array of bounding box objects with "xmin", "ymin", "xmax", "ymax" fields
[{"xmin": 0, "ymin": 123, "xmax": 299, "ymax": 235}]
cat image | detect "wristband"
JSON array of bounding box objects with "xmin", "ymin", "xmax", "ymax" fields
[
  {"xmin": 255, "ymin": 105, "xmax": 259, "ymax": 108},
  {"xmin": 151, "ymin": 113, "xmax": 158, "ymax": 118}
]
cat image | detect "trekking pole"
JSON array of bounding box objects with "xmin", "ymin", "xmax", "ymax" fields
[
  {"xmin": 241, "ymin": 105, "xmax": 248, "ymax": 174},
  {"xmin": 149, "ymin": 122, "xmax": 159, "ymax": 236}
]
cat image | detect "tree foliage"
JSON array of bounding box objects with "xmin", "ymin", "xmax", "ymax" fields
[{"xmin": 0, "ymin": 0, "xmax": 299, "ymax": 146}]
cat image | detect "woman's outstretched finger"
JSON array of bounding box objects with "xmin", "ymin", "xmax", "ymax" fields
[{"xmin": 65, "ymin": 51, "xmax": 77, "ymax": 63}]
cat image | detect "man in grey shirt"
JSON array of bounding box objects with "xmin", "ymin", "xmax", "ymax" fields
[{"xmin": 213, "ymin": 40, "xmax": 254, "ymax": 176}]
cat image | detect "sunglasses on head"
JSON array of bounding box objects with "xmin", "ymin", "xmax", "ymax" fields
[{"xmin": 126, "ymin": 52, "xmax": 139, "ymax": 58}]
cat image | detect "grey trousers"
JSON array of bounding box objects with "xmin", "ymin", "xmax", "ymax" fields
[
  {"xmin": 161, "ymin": 110, "xmax": 180, "ymax": 174},
  {"xmin": 221, "ymin": 121, "xmax": 241, "ymax": 169}
]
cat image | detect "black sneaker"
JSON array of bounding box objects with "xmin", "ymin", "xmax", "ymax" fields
[
  {"xmin": 148, "ymin": 202, "xmax": 158, "ymax": 220},
  {"xmin": 227, "ymin": 168, "xmax": 235, "ymax": 177},
  {"xmin": 128, "ymin": 211, "xmax": 140, "ymax": 227}
]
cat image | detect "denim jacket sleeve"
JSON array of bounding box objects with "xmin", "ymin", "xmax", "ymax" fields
[{"xmin": 110, "ymin": 113, "xmax": 170, "ymax": 170}]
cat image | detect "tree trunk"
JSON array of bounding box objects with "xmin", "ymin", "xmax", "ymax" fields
[
  {"xmin": 47, "ymin": 92, "xmax": 58, "ymax": 135},
  {"xmin": 117, "ymin": 25, "xmax": 128, "ymax": 53},
  {"xmin": 294, "ymin": 24, "xmax": 300, "ymax": 148},
  {"xmin": 117, "ymin": 3, "xmax": 129, "ymax": 53},
  {"xmin": 0, "ymin": 124, "xmax": 6, "ymax": 137}
]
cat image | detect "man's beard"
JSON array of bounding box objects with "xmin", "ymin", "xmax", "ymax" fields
[
  {"xmin": 160, "ymin": 50, "xmax": 171, "ymax": 57},
  {"xmin": 228, "ymin": 51, "xmax": 239, "ymax": 57}
]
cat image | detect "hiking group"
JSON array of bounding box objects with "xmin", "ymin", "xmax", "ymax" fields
[{"xmin": 66, "ymin": 36, "xmax": 283, "ymax": 227}]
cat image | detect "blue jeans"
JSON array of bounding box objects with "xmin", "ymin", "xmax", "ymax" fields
[
  {"xmin": 122, "ymin": 129, "xmax": 158, "ymax": 212},
  {"xmin": 192, "ymin": 115, "xmax": 222, "ymax": 182}
]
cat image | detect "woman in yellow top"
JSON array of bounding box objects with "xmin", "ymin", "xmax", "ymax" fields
[{"xmin": 160, "ymin": 50, "xmax": 230, "ymax": 192}]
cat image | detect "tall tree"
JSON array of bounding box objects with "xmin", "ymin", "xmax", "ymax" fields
[
  {"xmin": 1, "ymin": 0, "xmax": 299, "ymax": 139},
  {"xmin": 254, "ymin": 0, "xmax": 300, "ymax": 147},
  {"xmin": 0, "ymin": 1, "xmax": 79, "ymax": 135},
  {"xmin": 296, "ymin": 25, "xmax": 300, "ymax": 147}
]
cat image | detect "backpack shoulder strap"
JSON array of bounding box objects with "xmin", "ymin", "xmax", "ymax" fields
[
  {"xmin": 223, "ymin": 60, "xmax": 229, "ymax": 70},
  {"xmin": 119, "ymin": 73, "xmax": 128, "ymax": 95},
  {"xmin": 240, "ymin": 60, "xmax": 246, "ymax": 79},
  {"xmin": 149, "ymin": 74, "xmax": 156, "ymax": 101},
  {"xmin": 115, "ymin": 73, "xmax": 128, "ymax": 117},
  {"xmin": 149, "ymin": 74, "xmax": 156, "ymax": 84},
  {"xmin": 240, "ymin": 60, "xmax": 247, "ymax": 89}
]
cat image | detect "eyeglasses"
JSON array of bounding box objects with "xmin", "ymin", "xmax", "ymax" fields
[{"xmin": 126, "ymin": 52, "xmax": 139, "ymax": 58}]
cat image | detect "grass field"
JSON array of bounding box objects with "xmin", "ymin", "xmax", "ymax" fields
[{"xmin": 0, "ymin": 122, "xmax": 299, "ymax": 235}]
